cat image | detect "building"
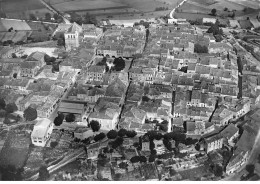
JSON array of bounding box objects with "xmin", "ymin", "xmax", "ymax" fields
[
  {"xmin": 220, "ymin": 124, "xmax": 239, "ymax": 147},
  {"xmin": 31, "ymin": 119, "xmax": 54, "ymax": 147},
  {"xmin": 86, "ymin": 65, "xmax": 106, "ymax": 82},
  {"xmin": 142, "ymin": 135, "xmax": 150, "ymax": 151},
  {"xmin": 88, "ymin": 97, "xmax": 120, "ymax": 131},
  {"xmin": 204, "ymin": 134, "xmax": 224, "ymax": 153},
  {"xmin": 20, "ymin": 61, "xmax": 39, "ymax": 78},
  {"xmin": 64, "ymin": 22, "xmax": 82, "ymax": 51},
  {"xmin": 58, "ymin": 101, "xmax": 84, "ymax": 113}
]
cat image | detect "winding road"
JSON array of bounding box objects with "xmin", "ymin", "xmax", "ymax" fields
[{"xmin": 169, "ymin": 0, "xmax": 188, "ymax": 19}]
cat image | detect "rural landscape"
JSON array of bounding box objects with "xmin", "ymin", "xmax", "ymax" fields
[{"xmin": 0, "ymin": 0, "xmax": 260, "ymax": 182}]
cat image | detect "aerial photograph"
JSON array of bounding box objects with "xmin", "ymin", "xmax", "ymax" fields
[{"xmin": 0, "ymin": 0, "xmax": 260, "ymax": 181}]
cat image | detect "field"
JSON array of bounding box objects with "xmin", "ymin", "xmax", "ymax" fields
[
  {"xmin": 0, "ymin": 130, "xmax": 31, "ymax": 169},
  {"xmin": 52, "ymin": 0, "xmax": 127, "ymax": 12},
  {"xmin": 229, "ymin": 0, "xmax": 260, "ymax": 9}
]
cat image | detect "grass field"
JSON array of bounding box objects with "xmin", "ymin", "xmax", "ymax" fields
[{"xmin": 0, "ymin": 130, "xmax": 31, "ymax": 169}]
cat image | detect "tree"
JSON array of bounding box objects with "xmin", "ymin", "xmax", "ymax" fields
[
  {"xmin": 54, "ymin": 116, "xmax": 63, "ymax": 126},
  {"xmin": 211, "ymin": 8, "xmax": 217, "ymax": 16},
  {"xmin": 23, "ymin": 107, "xmax": 37, "ymax": 121},
  {"xmin": 29, "ymin": 14, "xmax": 37, "ymax": 21},
  {"xmin": 44, "ymin": 54, "xmax": 56, "ymax": 64},
  {"xmin": 224, "ymin": 7, "xmax": 228, "ymax": 11},
  {"xmin": 0, "ymin": 98, "xmax": 6, "ymax": 110},
  {"xmin": 246, "ymin": 164, "xmax": 255, "ymax": 175},
  {"xmin": 107, "ymin": 130, "xmax": 118, "ymax": 139},
  {"xmin": 12, "ymin": 53, "xmax": 17, "ymax": 58},
  {"xmin": 139, "ymin": 156, "xmax": 147, "ymax": 163},
  {"xmin": 45, "ymin": 13, "xmax": 51, "ymax": 21},
  {"xmin": 21, "ymin": 55, "xmax": 28, "ymax": 59},
  {"xmin": 163, "ymin": 138, "xmax": 172, "ymax": 151},
  {"xmin": 207, "ymin": 20, "xmax": 223, "ymax": 36},
  {"xmin": 149, "ymin": 154, "xmax": 156, "ymax": 162},
  {"xmin": 53, "ymin": 14, "xmax": 59, "ymax": 20},
  {"xmin": 70, "ymin": 12, "xmax": 83, "ymax": 25},
  {"xmin": 5, "ymin": 103, "xmax": 18, "ymax": 113},
  {"xmin": 130, "ymin": 156, "xmax": 140, "ymax": 163},
  {"xmin": 112, "ymin": 57, "xmax": 125, "ymax": 71},
  {"xmin": 65, "ymin": 113, "xmax": 75, "ymax": 122},
  {"xmin": 126, "ymin": 130, "xmax": 137, "ymax": 138},
  {"xmin": 83, "ymin": 13, "xmax": 98, "ymax": 25},
  {"xmin": 185, "ymin": 138, "xmax": 198, "ymax": 145},
  {"xmin": 112, "ymin": 137, "xmax": 124, "ymax": 149},
  {"xmin": 142, "ymin": 96, "xmax": 150, "ymax": 102},
  {"xmin": 50, "ymin": 141, "xmax": 58, "ymax": 148},
  {"xmin": 119, "ymin": 162, "xmax": 128, "ymax": 170},
  {"xmin": 57, "ymin": 34, "xmax": 65, "ymax": 47},
  {"xmin": 118, "ymin": 128, "xmax": 127, "ymax": 137},
  {"xmin": 90, "ymin": 120, "xmax": 100, "ymax": 132},
  {"xmin": 52, "ymin": 63, "xmax": 59, "ymax": 73},
  {"xmin": 13, "ymin": 73, "xmax": 17, "ymax": 78},
  {"xmin": 0, "ymin": 110, "xmax": 6, "ymax": 118},
  {"xmin": 38, "ymin": 165, "xmax": 50, "ymax": 181},
  {"xmin": 3, "ymin": 118, "xmax": 11, "ymax": 125},
  {"xmin": 94, "ymin": 132, "xmax": 106, "ymax": 142},
  {"xmin": 212, "ymin": 164, "xmax": 223, "ymax": 177}
]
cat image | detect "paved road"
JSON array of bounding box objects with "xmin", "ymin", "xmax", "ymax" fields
[
  {"xmin": 38, "ymin": 0, "xmax": 70, "ymax": 24},
  {"xmin": 169, "ymin": 0, "xmax": 187, "ymax": 19}
]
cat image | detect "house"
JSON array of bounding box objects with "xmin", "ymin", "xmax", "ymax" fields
[
  {"xmin": 220, "ymin": 124, "xmax": 239, "ymax": 147},
  {"xmin": 31, "ymin": 119, "xmax": 54, "ymax": 147},
  {"xmin": 204, "ymin": 134, "xmax": 224, "ymax": 153},
  {"xmin": 82, "ymin": 24, "xmax": 103, "ymax": 40},
  {"xmin": 74, "ymin": 128, "xmax": 94, "ymax": 140},
  {"xmin": 142, "ymin": 135, "xmax": 150, "ymax": 151},
  {"xmin": 186, "ymin": 121, "xmax": 206, "ymax": 135},
  {"xmin": 86, "ymin": 65, "xmax": 106, "ymax": 82},
  {"xmin": 229, "ymin": 99, "xmax": 251, "ymax": 121},
  {"xmin": 58, "ymin": 102, "xmax": 85, "ymax": 118},
  {"xmin": 26, "ymin": 51, "xmax": 45, "ymax": 68},
  {"xmin": 20, "ymin": 61, "xmax": 39, "ymax": 78},
  {"xmin": 229, "ymin": 20, "xmax": 240, "ymax": 28},
  {"xmin": 202, "ymin": 18, "xmax": 216, "ymax": 24},
  {"xmin": 88, "ymin": 97, "xmax": 120, "ymax": 131},
  {"xmin": 87, "ymin": 142, "xmax": 100, "ymax": 159},
  {"xmin": 208, "ymin": 42, "xmax": 233, "ymax": 54},
  {"xmin": 211, "ymin": 106, "xmax": 234, "ymax": 127}
]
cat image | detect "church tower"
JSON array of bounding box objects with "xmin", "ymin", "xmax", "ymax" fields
[{"xmin": 64, "ymin": 22, "xmax": 81, "ymax": 51}]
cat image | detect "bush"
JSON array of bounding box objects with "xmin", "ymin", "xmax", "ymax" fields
[
  {"xmin": 126, "ymin": 130, "xmax": 137, "ymax": 138},
  {"xmin": 5, "ymin": 103, "xmax": 18, "ymax": 113},
  {"xmin": 54, "ymin": 116, "xmax": 63, "ymax": 126},
  {"xmin": 90, "ymin": 120, "xmax": 100, "ymax": 132},
  {"xmin": 118, "ymin": 128, "xmax": 127, "ymax": 137},
  {"xmin": 38, "ymin": 165, "xmax": 50, "ymax": 181},
  {"xmin": 130, "ymin": 156, "xmax": 140, "ymax": 163},
  {"xmin": 23, "ymin": 107, "xmax": 37, "ymax": 121},
  {"xmin": 50, "ymin": 141, "xmax": 58, "ymax": 148},
  {"xmin": 94, "ymin": 132, "xmax": 106, "ymax": 142},
  {"xmin": 0, "ymin": 110, "xmax": 6, "ymax": 118},
  {"xmin": 107, "ymin": 130, "xmax": 118, "ymax": 139},
  {"xmin": 112, "ymin": 57, "xmax": 125, "ymax": 71},
  {"xmin": 65, "ymin": 113, "xmax": 75, "ymax": 122},
  {"xmin": 0, "ymin": 98, "xmax": 6, "ymax": 110}
]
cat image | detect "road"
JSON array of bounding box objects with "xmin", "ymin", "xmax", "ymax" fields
[
  {"xmin": 169, "ymin": 0, "xmax": 187, "ymax": 19},
  {"xmin": 38, "ymin": 0, "xmax": 70, "ymax": 24}
]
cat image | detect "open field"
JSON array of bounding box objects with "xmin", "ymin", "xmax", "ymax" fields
[
  {"xmin": 52, "ymin": 0, "xmax": 127, "ymax": 12},
  {"xmin": 174, "ymin": 12, "xmax": 216, "ymax": 20},
  {"xmin": 0, "ymin": 130, "xmax": 31, "ymax": 169},
  {"xmin": 1, "ymin": 0, "xmax": 45, "ymax": 13},
  {"xmin": 229, "ymin": 0, "xmax": 260, "ymax": 9}
]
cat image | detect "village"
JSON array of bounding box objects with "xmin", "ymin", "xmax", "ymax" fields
[{"xmin": 1, "ymin": 7, "xmax": 260, "ymax": 181}]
